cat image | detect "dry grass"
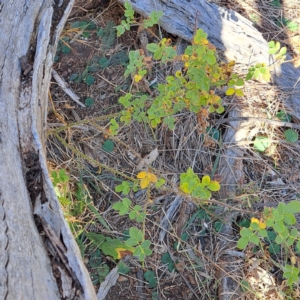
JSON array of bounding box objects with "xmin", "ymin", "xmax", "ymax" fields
[{"xmin": 48, "ymin": 0, "xmax": 300, "ymax": 299}]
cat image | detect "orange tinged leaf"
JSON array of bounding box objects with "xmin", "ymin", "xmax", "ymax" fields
[{"xmin": 116, "ymin": 248, "xmax": 133, "ymax": 259}]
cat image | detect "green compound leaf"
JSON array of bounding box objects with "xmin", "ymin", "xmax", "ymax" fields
[
  {"xmin": 117, "ymin": 261, "xmax": 130, "ymax": 274},
  {"xmin": 99, "ymin": 57, "xmax": 110, "ymax": 68},
  {"xmin": 286, "ymin": 237, "xmax": 296, "ymax": 247},
  {"xmin": 112, "ymin": 198, "xmax": 131, "ymax": 215},
  {"xmin": 236, "ymin": 78, "xmax": 245, "ymax": 86},
  {"xmin": 144, "ymin": 270, "xmax": 157, "ymax": 288},
  {"xmin": 128, "ymin": 227, "xmax": 143, "ymax": 243},
  {"xmin": 202, "ymin": 175, "xmax": 211, "ymax": 185},
  {"xmin": 225, "ymin": 87, "xmax": 235, "ymax": 95},
  {"xmin": 275, "ymin": 234, "xmax": 284, "ymax": 244},
  {"xmin": 102, "ymin": 140, "xmax": 114, "ymax": 152},
  {"xmin": 237, "ymin": 237, "xmax": 249, "ymax": 249},
  {"xmin": 290, "ymin": 228, "xmax": 299, "ymax": 237},
  {"xmin": 235, "ymin": 89, "xmax": 244, "ymax": 97},
  {"xmin": 284, "ymin": 129, "xmax": 298, "ymax": 143},
  {"xmin": 287, "ymin": 20, "xmax": 299, "ymax": 32},
  {"xmin": 273, "ymin": 221, "xmax": 286, "ymax": 233},
  {"xmin": 253, "ymin": 136, "xmax": 270, "ymax": 152},
  {"xmin": 240, "ymin": 228, "xmax": 252, "ymax": 238},
  {"xmin": 208, "ymin": 181, "xmax": 220, "ymax": 192},
  {"xmin": 283, "ymin": 265, "xmax": 300, "ymax": 286},
  {"xmin": 286, "ymin": 200, "xmax": 300, "ymax": 214},
  {"xmin": 87, "ymin": 232, "xmax": 134, "ymax": 259},
  {"xmin": 258, "ymin": 229, "xmax": 267, "ymax": 238},
  {"xmin": 276, "ymin": 110, "xmax": 291, "ymax": 122},
  {"xmin": 84, "ymin": 74, "xmax": 95, "ymax": 86},
  {"xmin": 155, "ymin": 178, "xmax": 165, "ymax": 188},
  {"xmin": 115, "ymin": 181, "xmax": 132, "ymax": 195},
  {"xmin": 272, "ymin": 209, "xmax": 284, "ymax": 221},
  {"xmin": 147, "ymin": 43, "xmax": 159, "ymax": 53},
  {"xmin": 266, "ymin": 230, "xmax": 277, "ymax": 242},
  {"xmin": 268, "ymin": 243, "xmax": 280, "ymax": 254},
  {"xmin": 249, "ymin": 234, "xmax": 259, "ymax": 245},
  {"xmin": 161, "ymin": 253, "xmax": 175, "ymax": 272},
  {"xmin": 250, "ymin": 222, "xmax": 259, "ymax": 231},
  {"xmin": 266, "ymin": 218, "xmax": 274, "ymax": 227},
  {"xmin": 85, "ymin": 97, "xmax": 94, "ymax": 107},
  {"xmin": 278, "ymin": 202, "xmax": 287, "ymax": 214},
  {"xmin": 296, "ymin": 241, "xmax": 300, "ymax": 253},
  {"xmin": 271, "ymin": 0, "xmax": 281, "ymax": 7},
  {"xmin": 283, "ymin": 212, "xmax": 296, "ymax": 225}
]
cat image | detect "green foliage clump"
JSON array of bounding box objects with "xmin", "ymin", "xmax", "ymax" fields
[
  {"xmin": 180, "ymin": 168, "xmax": 220, "ymax": 200},
  {"xmin": 237, "ymin": 200, "xmax": 300, "ymax": 286},
  {"xmin": 114, "ymin": 29, "xmax": 245, "ymax": 131},
  {"xmin": 116, "ymin": 1, "xmax": 163, "ymax": 36}
]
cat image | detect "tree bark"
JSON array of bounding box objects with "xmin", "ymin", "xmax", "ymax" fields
[{"xmin": 0, "ymin": 1, "xmax": 96, "ymax": 299}]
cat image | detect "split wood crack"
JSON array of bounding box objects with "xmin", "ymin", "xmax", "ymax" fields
[{"xmin": 214, "ymin": 116, "xmax": 300, "ymax": 130}]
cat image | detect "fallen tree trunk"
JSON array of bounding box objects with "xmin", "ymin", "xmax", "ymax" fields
[{"xmin": 0, "ymin": 1, "xmax": 96, "ymax": 299}]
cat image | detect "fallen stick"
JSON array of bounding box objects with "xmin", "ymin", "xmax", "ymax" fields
[{"xmin": 52, "ymin": 69, "xmax": 85, "ymax": 108}]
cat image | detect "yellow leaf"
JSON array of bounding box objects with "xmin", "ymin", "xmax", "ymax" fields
[
  {"xmin": 259, "ymin": 221, "xmax": 266, "ymax": 229},
  {"xmin": 180, "ymin": 182, "xmax": 190, "ymax": 193},
  {"xmin": 134, "ymin": 74, "xmax": 143, "ymax": 83},
  {"xmin": 235, "ymin": 89, "xmax": 244, "ymax": 97},
  {"xmin": 202, "ymin": 175, "xmax": 211, "ymax": 185},
  {"xmin": 175, "ymin": 70, "xmax": 182, "ymax": 77},
  {"xmin": 148, "ymin": 173, "xmax": 157, "ymax": 183},
  {"xmin": 291, "ymin": 256, "xmax": 297, "ymax": 265},
  {"xmin": 251, "ymin": 217, "xmax": 259, "ymax": 224},
  {"xmin": 226, "ymin": 88, "xmax": 235, "ymax": 96},
  {"xmin": 140, "ymin": 177, "xmax": 150, "ymax": 189},
  {"xmin": 137, "ymin": 171, "xmax": 147, "ymax": 179}
]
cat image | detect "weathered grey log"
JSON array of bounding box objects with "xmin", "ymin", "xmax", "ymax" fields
[
  {"xmin": 118, "ymin": 0, "xmax": 300, "ymax": 118},
  {"xmin": 0, "ymin": 1, "xmax": 96, "ymax": 299}
]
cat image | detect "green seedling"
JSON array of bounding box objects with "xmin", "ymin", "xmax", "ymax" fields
[
  {"xmin": 180, "ymin": 168, "xmax": 220, "ymax": 201},
  {"xmin": 161, "ymin": 252, "xmax": 175, "ymax": 272},
  {"xmin": 113, "ymin": 198, "xmax": 146, "ymax": 223},
  {"xmin": 97, "ymin": 20, "xmax": 116, "ymax": 51},
  {"xmin": 102, "ymin": 140, "xmax": 115, "ymax": 152},
  {"xmin": 284, "ymin": 129, "xmax": 298, "ymax": 143},
  {"xmin": 144, "ymin": 270, "xmax": 157, "ymax": 288},
  {"xmin": 117, "ymin": 261, "xmax": 130, "ymax": 274},
  {"xmin": 276, "ymin": 17, "xmax": 299, "ymax": 32},
  {"xmin": 116, "ymin": 1, "xmax": 163, "ymax": 37},
  {"xmin": 246, "ymin": 62, "xmax": 271, "ymax": 82},
  {"xmin": 268, "ymin": 41, "xmax": 287, "ymax": 62},
  {"xmin": 253, "ymin": 136, "xmax": 271, "ymax": 152},
  {"xmin": 70, "ymin": 20, "xmax": 96, "ymax": 38},
  {"xmin": 125, "ymin": 227, "xmax": 152, "ymax": 261}
]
